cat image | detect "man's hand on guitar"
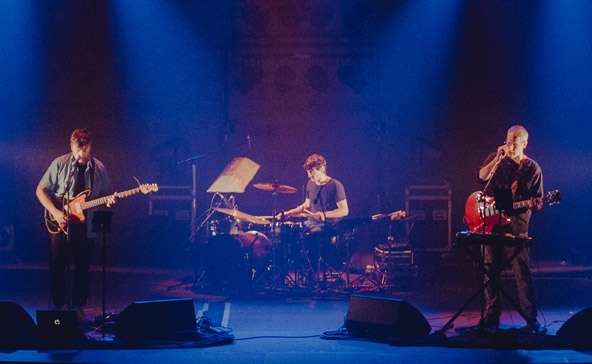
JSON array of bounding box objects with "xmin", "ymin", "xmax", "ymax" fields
[
  {"xmin": 531, "ymin": 197, "xmax": 544, "ymax": 211},
  {"xmin": 106, "ymin": 195, "xmax": 117, "ymax": 208},
  {"xmin": 51, "ymin": 209, "xmax": 67, "ymax": 226}
]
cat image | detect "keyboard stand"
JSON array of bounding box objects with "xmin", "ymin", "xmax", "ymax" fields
[{"xmin": 437, "ymin": 231, "xmax": 534, "ymax": 334}]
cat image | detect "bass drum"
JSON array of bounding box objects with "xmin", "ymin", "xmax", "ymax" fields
[
  {"xmin": 235, "ymin": 231, "xmax": 272, "ymax": 260},
  {"xmin": 202, "ymin": 231, "xmax": 271, "ymax": 292}
]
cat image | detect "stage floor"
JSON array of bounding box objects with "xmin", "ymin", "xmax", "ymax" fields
[{"xmin": 1, "ymin": 263, "xmax": 592, "ymax": 363}]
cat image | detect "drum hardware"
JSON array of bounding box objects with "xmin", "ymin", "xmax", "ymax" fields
[
  {"xmin": 373, "ymin": 242, "xmax": 417, "ymax": 289},
  {"xmin": 341, "ymin": 212, "xmax": 415, "ymax": 292},
  {"xmin": 189, "ymin": 161, "xmax": 415, "ymax": 295},
  {"xmin": 249, "ymin": 182, "xmax": 309, "ymax": 292}
]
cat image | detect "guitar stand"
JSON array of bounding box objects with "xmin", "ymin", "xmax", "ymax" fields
[
  {"xmin": 437, "ymin": 232, "xmax": 534, "ymax": 335},
  {"xmin": 92, "ymin": 210, "xmax": 113, "ymax": 337}
]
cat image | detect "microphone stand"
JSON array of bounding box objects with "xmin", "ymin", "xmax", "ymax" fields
[
  {"xmin": 62, "ymin": 159, "xmax": 78, "ymax": 310},
  {"xmin": 315, "ymin": 186, "xmax": 328, "ymax": 290},
  {"xmin": 477, "ymin": 151, "xmax": 504, "ymax": 328},
  {"xmin": 482, "ymin": 153, "xmax": 504, "ymax": 197}
]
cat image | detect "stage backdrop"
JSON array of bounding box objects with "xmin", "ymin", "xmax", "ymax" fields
[{"xmin": 1, "ymin": 0, "xmax": 590, "ymax": 266}]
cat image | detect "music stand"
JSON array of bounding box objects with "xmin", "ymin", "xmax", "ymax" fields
[
  {"xmin": 207, "ymin": 157, "xmax": 260, "ymax": 194},
  {"xmin": 92, "ymin": 210, "xmax": 113, "ymax": 336}
]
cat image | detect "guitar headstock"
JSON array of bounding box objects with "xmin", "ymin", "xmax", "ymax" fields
[
  {"xmin": 139, "ymin": 183, "xmax": 159, "ymax": 195},
  {"xmin": 544, "ymin": 189, "xmax": 561, "ymax": 206}
]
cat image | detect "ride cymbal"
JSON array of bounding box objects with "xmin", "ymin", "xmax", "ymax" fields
[{"xmin": 252, "ymin": 182, "xmax": 297, "ymax": 194}]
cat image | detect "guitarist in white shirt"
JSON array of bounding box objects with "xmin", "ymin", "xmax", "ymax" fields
[
  {"xmin": 36, "ymin": 128, "xmax": 116, "ymax": 317},
  {"xmin": 477, "ymin": 125, "xmax": 544, "ymax": 334}
]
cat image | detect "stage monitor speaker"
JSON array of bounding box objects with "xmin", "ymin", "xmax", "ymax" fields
[
  {"xmin": 115, "ymin": 298, "xmax": 196, "ymax": 342},
  {"xmin": 0, "ymin": 301, "xmax": 37, "ymax": 348},
  {"xmin": 36, "ymin": 310, "xmax": 86, "ymax": 345},
  {"xmin": 557, "ymin": 307, "xmax": 592, "ymax": 347},
  {"xmin": 345, "ymin": 295, "xmax": 431, "ymax": 340}
]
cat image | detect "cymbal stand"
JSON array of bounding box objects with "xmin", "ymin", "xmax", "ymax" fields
[{"xmin": 255, "ymin": 187, "xmax": 292, "ymax": 291}]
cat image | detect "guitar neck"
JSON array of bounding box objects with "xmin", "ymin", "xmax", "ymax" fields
[
  {"xmin": 81, "ymin": 187, "xmax": 141, "ymax": 210},
  {"xmin": 512, "ymin": 199, "xmax": 532, "ymax": 209},
  {"xmin": 513, "ymin": 197, "xmax": 545, "ymax": 210}
]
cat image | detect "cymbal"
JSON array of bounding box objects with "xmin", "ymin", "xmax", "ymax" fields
[
  {"xmin": 214, "ymin": 207, "xmax": 271, "ymax": 225},
  {"xmin": 252, "ymin": 182, "xmax": 297, "ymax": 194}
]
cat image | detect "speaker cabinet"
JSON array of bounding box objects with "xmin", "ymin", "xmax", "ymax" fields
[
  {"xmin": 345, "ymin": 295, "xmax": 431, "ymax": 340},
  {"xmin": 557, "ymin": 307, "xmax": 592, "ymax": 347},
  {"xmin": 0, "ymin": 301, "xmax": 37, "ymax": 348},
  {"xmin": 36, "ymin": 310, "xmax": 85, "ymax": 344},
  {"xmin": 115, "ymin": 299, "xmax": 196, "ymax": 342}
]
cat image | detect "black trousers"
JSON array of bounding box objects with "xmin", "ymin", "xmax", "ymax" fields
[
  {"xmin": 303, "ymin": 230, "xmax": 342, "ymax": 272},
  {"xmin": 482, "ymin": 244, "xmax": 537, "ymax": 325},
  {"xmin": 49, "ymin": 224, "xmax": 93, "ymax": 308}
]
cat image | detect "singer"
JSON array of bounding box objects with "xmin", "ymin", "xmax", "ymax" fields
[
  {"xmin": 476, "ymin": 125, "xmax": 544, "ymax": 334},
  {"xmin": 35, "ymin": 128, "xmax": 115, "ymax": 319}
]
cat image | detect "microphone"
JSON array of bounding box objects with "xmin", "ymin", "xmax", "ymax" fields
[
  {"xmin": 247, "ymin": 134, "xmax": 252, "ymax": 150},
  {"xmin": 497, "ymin": 145, "xmax": 506, "ymax": 158}
]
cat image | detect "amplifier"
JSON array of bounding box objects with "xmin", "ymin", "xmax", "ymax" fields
[{"xmin": 405, "ymin": 185, "xmax": 452, "ymax": 252}]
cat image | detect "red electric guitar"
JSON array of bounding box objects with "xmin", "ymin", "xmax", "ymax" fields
[
  {"xmin": 45, "ymin": 182, "xmax": 159, "ymax": 235},
  {"xmin": 464, "ymin": 189, "xmax": 560, "ymax": 234}
]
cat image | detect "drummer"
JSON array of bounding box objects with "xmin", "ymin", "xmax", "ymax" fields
[{"xmin": 279, "ymin": 153, "xmax": 349, "ymax": 231}]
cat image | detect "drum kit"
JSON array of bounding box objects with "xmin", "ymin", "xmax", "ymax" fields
[{"xmin": 193, "ymin": 179, "xmax": 416, "ymax": 294}]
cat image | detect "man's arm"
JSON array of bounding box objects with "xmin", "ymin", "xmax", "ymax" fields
[
  {"xmin": 92, "ymin": 159, "xmax": 116, "ymax": 207},
  {"xmin": 479, "ymin": 147, "xmax": 506, "ymax": 181},
  {"xmin": 36, "ymin": 158, "xmax": 67, "ymax": 224},
  {"xmin": 530, "ymin": 164, "xmax": 544, "ymax": 212},
  {"xmin": 36, "ymin": 183, "xmax": 66, "ymax": 225},
  {"xmin": 479, "ymin": 159, "xmax": 498, "ymax": 181},
  {"xmin": 317, "ymin": 199, "xmax": 349, "ymax": 219},
  {"xmin": 283, "ymin": 199, "xmax": 311, "ymax": 216}
]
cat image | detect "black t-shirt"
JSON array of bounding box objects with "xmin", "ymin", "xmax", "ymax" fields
[
  {"xmin": 73, "ymin": 164, "xmax": 87, "ymax": 196},
  {"xmin": 480, "ymin": 153, "xmax": 543, "ymax": 235},
  {"xmin": 306, "ymin": 178, "xmax": 347, "ymax": 214}
]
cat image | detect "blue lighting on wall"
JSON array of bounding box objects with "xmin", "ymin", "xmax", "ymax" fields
[
  {"xmin": 378, "ymin": 0, "xmax": 463, "ymax": 136},
  {"xmin": 110, "ymin": 1, "xmax": 219, "ymax": 139},
  {"xmin": 0, "ymin": 0, "xmax": 42, "ymax": 140},
  {"xmin": 527, "ymin": 0, "xmax": 592, "ymax": 260}
]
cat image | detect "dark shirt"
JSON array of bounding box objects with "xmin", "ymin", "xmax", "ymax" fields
[
  {"xmin": 306, "ymin": 178, "xmax": 346, "ymax": 213},
  {"xmin": 304, "ymin": 178, "xmax": 347, "ymax": 232},
  {"xmin": 73, "ymin": 164, "xmax": 87, "ymax": 196},
  {"xmin": 480, "ymin": 153, "xmax": 543, "ymax": 235}
]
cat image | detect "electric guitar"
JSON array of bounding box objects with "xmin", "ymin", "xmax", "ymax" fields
[
  {"xmin": 45, "ymin": 183, "xmax": 159, "ymax": 235},
  {"xmin": 464, "ymin": 189, "xmax": 560, "ymax": 234}
]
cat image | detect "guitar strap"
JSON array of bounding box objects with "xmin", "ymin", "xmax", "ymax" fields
[{"xmin": 89, "ymin": 157, "xmax": 95, "ymax": 197}]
